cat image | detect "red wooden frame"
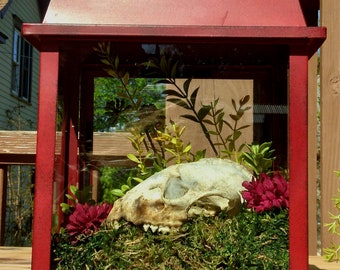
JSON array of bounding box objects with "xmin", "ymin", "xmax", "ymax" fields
[
  {"xmin": 289, "ymin": 55, "xmax": 309, "ymax": 269},
  {"xmin": 23, "ymin": 24, "xmax": 325, "ymax": 270},
  {"xmin": 32, "ymin": 52, "xmax": 59, "ymax": 270}
]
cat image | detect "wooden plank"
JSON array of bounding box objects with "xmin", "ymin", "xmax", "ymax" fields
[
  {"xmin": 308, "ymin": 53, "xmax": 318, "ymax": 256},
  {"xmin": 166, "ymin": 79, "xmax": 253, "ymax": 158},
  {"xmin": 0, "ymin": 248, "xmax": 338, "ymax": 270},
  {"xmin": 309, "ymin": 256, "xmax": 340, "ymax": 270},
  {"xmin": 320, "ymin": 0, "xmax": 340, "ymax": 250},
  {"xmin": 0, "ymin": 247, "xmax": 31, "ymax": 270},
  {"xmin": 0, "ymin": 131, "xmax": 139, "ymax": 166}
]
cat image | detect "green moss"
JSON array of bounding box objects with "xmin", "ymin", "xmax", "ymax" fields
[{"xmin": 52, "ymin": 208, "xmax": 288, "ymax": 270}]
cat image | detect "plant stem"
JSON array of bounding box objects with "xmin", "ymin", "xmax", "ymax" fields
[{"xmin": 168, "ymin": 78, "xmax": 218, "ymax": 156}]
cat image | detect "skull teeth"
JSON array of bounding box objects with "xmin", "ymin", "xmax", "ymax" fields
[
  {"xmin": 143, "ymin": 224, "xmax": 150, "ymax": 232},
  {"xmin": 142, "ymin": 224, "xmax": 171, "ymax": 234}
]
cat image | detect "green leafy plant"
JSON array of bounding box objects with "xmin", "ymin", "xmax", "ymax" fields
[
  {"xmin": 323, "ymin": 170, "xmax": 340, "ymax": 262},
  {"xmin": 240, "ymin": 141, "xmax": 276, "ymax": 176},
  {"xmin": 144, "ymin": 55, "xmax": 251, "ymax": 159},
  {"xmin": 94, "ymin": 43, "xmax": 165, "ymax": 133},
  {"xmin": 207, "ymin": 96, "xmax": 251, "ymax": 161},
  {"xmin": 111, "ymin": 121, "xmax": 204, "ymax": 198},
  {"xmin": 154, "ymin": 120, "xmax": 194, "ymax": 164},
  {"xmin": 60, "ymin": 185, "xmax": 95, "ymax": 215}
]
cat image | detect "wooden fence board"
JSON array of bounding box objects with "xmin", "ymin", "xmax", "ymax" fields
[
  {"xmin": 320, "ymin": 0, "xmax": 340, "ymax": 251},
  {"xmin": 308, "ymin": 53, "xmax": 319, "ymax": 255}
]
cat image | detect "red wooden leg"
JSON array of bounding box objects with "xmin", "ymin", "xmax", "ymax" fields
[
  {"xmin": 32, "ymin": 52, "xmax": 59, "ymax": 270},
  {"xmin": 289, "ymin": 55, "xmax": 309, "ymax": 269}
]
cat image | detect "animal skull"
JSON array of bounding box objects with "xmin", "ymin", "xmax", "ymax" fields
[{"xmin": 107, "ymin": 158, "xmax": 252, "ymax": 230}]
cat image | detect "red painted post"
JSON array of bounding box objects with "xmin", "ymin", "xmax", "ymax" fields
[
  {"xmin": 79, "ymin": 72, "xmax": 94, "ymax": 188},
  {"xmin": 32, "ymin": 52, "xmax": 59, "ymax": 270},
  {"xmin": 63, "ymin": 63, "xmax": 80, "ymax": 189},
  {"xmin": 289, "ymin": 55, "xmax": 309, "ymax": 269}
]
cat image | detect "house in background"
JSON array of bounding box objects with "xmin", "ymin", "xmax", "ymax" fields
[
  {"xmin": 0, "ymin": 0, "xmax": 49, "ymax": 130},
  {"xmin": 0, "ymin": 0, "xmax": 49, "ymax": 246}
]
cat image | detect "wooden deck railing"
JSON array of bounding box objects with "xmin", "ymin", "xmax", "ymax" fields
[{"xmin": 0, "ymin": 130, "xmax": 141, "ymax": 245}]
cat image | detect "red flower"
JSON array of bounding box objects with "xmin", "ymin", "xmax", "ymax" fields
[
  {"xmin": 242, "ymin": 173, "xmax": 289, "ymax": 213},
  {"xmin": 66, "ymin": 203, "xmax": 112, "ymax": 243}
]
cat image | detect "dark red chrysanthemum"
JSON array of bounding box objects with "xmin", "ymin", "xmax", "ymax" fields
[
  {"xmin": 242, "ymin": 173, "xmax": 289, "ymax": 213},
  {"xmin": 66, "ymin": 203, "xmax": 112, "ymax": 243}
]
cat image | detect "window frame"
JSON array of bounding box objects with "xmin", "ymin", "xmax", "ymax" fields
[{"xmin": 11, "ymin": 20, "xmax": 33, "ymax": 103}]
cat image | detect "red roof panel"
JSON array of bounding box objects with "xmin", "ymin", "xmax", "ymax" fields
[{"xmin": 43, "ymin": 0, "xmax": 307, "ymax": 27}]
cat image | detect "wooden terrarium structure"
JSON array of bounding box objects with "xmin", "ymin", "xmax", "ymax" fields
[{"xmin": 22, "ymin": 0, "xmax": 325, "ymax": 269}]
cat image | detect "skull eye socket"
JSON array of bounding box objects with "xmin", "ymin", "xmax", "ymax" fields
[{"xmin": 164, "ymin": 177, "xmax": 188, "ymax": 199}]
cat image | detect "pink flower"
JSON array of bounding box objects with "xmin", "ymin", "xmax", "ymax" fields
[
  {"xmin": 66, "ymin": 203, "xmax": 112, "ymax": 243},
  {"xmin": 242, "ymin": 173, "xmax": 289, "ymax": 213}
]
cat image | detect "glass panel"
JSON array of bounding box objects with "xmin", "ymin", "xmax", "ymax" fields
[
  {"xmin": 54, "ymin": 41, "xmax": 290, "ymax": 268},
  {"xmin": 20, "ymin": 40, "xmax": 32, "ymax": 101},
  {"xmin": 87, "ymin": 42, "xmax": 289, "ymax": 202}
]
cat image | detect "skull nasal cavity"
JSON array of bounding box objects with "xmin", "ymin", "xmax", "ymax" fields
[{"xmin": 164, "ymin": 177, "xmax": 189, "ymax": 199}]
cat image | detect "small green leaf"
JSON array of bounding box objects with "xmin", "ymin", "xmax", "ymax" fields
[
  {"xmin": 132, "ymin": 177, "xmax": 144, "ymax": 183},
  {"xmin": 237, "ymin": 125, "xmax": 250, "ymax": 131},
  {"xmin": 197, "ymin": 106, "xmax": 211, "ymax": 121},
  {"xmin": 116, "ymin": 92, "xmax": 130, "ymax": 99},
  {"xmin": 171, "ymin": 61, "xmax": 178, "ymax": 78},
  {"xmin": 183, "ymin": 78, "xmax": 192, "ymax": 94},
  {"xmin": 100, "ymin": 59, "xmax": 111, "ymax": 66},
  {"xmin": 121, "ymin": 185, "xmax": 130, "ymax": 192},
  {"xmin": 111, "ymin": 189, "xmax": 125, "ymax": 197},
  {"xmin": 156, "ymin": 79, "xmax": 171, "ymax": 84},
  {"xmin": 208, "ymin": 131, "xmax": 219, "ymax": 135},
  {"xmin": 114, "ymin": 56, "xmax": 119, "ymax": 70},
  {"xmin": 141, "ymin": 61, "xmax": 159, "ymax": 69},
  {"xmin": 122, "ymin": 72, "xmax": 130, "ymax": 85},
  {"xmin": 160, "ymin": 56, "xmax": 167, "ymax": 74},
  {"xmin": 190, "ymin": 87, "xmax": 199, "ymax": 107},
  {"xmin": 65, "ymin": 194, "xmax": 74, "ymax": 200},
  {"xmin": 60, "ymin": 203, "xmax": 70, "ymax": 213},
  {"xmin": 127, "ymin": 153, "xmax": 140, "ymax": 163},
  {"xmin": 167, "ymin": 98, "xmax": 190, "ymax": 109},
  {"xmin": 181, "ymin": 114, "xmax": 199, "ymax": 122},
  {"xmin": 163, "ymin": 89, "xmax": 185, "ymax": 98},
  {"xmin": 229, "ymin": 114, "xmax": 240, "ymax": 121},
  {"xmin": 183, "ymin": 144, "xmax": 192, "ymax": 153},
  {"xmin": 202, "ymin": 119, "xmax": 214, "ymax": 125},
  {"xmin": 70, "ymin": 185, "xmax": 78, "ymax": 196},
  {"xmin": 240, "ymin": 95, "xmax": 250, "ymax": 106},
  {"xmin": 231, "ymin": 99, "xmax": 237, "ymax": 110}
]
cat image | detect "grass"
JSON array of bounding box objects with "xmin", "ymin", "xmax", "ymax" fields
[{"xmin": 52, "ymin": 207, "xmax": 288, "ymax": 270}]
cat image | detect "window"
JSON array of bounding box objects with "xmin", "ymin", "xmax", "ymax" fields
[{"xmin": 11, "ymin": 27, "xmax": 33, "ymax": 102}]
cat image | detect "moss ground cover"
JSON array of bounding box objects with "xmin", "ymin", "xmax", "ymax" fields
[{"xmin": 52, "ymin": 208, "xmax": 288, "ymax": 270}]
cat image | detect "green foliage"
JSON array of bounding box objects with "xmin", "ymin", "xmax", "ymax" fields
[
  {"xmin": 52, "ymin": 208, "xmax": 288, "ymax": 270},
  {"xmin": 111, "ymin": 121, "xmax": 205, "ymax": 198},
  {"xmin": 154, "ymin": 120, "xmax": 193, "ymax": 164},
  {"xmin": 93, "ymin": 43, "xmax": 165, "ymax": 132},
  {"xmin": 324, "ymin": 171, "xmax": 340, "ymax": 262},
  {"xmin": 60, "ymin": 185, "xmax": 95, "ymax": 215},
  {"xmin": 205, "ymin": 96, "xmax": 251, "ymax": 161},
  {"xmin": 98, "ymin": 167, "xmax": 138, "ymax": 203},
  {"xmin": 144, "ymin": 55, "xmax": 251, "ymax": 159},
  {"xmin": 240, "ymin": 142, "xmax": 276, "ymax": 176}
]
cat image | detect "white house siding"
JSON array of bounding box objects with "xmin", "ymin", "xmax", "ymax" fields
[{"xmin": 0, "ymin": 0, "xmax": 41, "ymax": 130}]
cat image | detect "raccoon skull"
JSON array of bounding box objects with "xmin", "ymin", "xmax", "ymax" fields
[{"xmin": 106, "ymin": 158, "xmax": 252, "ymax": 229}]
